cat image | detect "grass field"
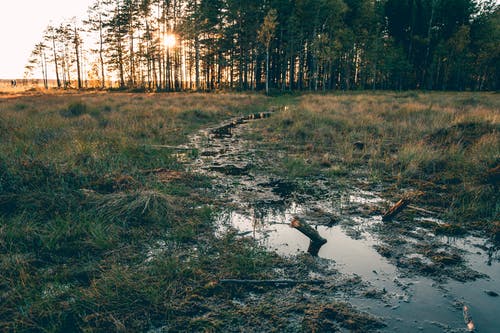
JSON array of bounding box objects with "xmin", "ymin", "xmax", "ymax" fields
[
  {"xmin": 249, "ymin": 92, "xmax": 499, "ymax": 237},
  {"xmin": 0, "ymin": 91, "xmax": 286, "ymax": 331},
  {"xmin": 0, "ymin": 90, "xmax": 498, "ymax": 331}
]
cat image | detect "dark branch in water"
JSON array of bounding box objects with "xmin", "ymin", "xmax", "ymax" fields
[{"xmin": 291, "ymin": 217, "xmax": 327, "ymax": 256}]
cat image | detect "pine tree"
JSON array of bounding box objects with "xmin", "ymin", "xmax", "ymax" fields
[{"xmin": 258, "ymin": 8, "xmax": 277, "ymax": 95}]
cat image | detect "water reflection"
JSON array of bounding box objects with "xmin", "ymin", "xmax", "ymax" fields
[{"xmin": 188, "ymin": 113, "xmax": 500, "ymax": 332}]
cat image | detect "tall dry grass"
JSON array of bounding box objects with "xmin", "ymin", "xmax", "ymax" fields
[{"xmin": 253, "ymin": 92, "xmax": 499, "ymax": 231}]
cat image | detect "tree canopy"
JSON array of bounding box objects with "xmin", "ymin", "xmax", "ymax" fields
[{"xmin": 26, "ymin": 0, "xmax": 500, "ymax": 91}]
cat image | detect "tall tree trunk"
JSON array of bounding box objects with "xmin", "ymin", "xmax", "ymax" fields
[
  {"xmin": 195, "ymin": 34, "xmax": 200, "ymax": 90},
  {"xmin": 423, "ymin": 0, "xmax": 436, "ymax": 89},
  {"xmin": 298, "ymin": 54, "xmax": 303, "ymax": 90},
  {"xmin": 41, "ymin": 52, "xmax": 48, "ymax": 89},
  {"xmin": 118, "ymin": 39, "xmax": 125, "ymax": 88},
  {"xmin": 74, "ymin": 26, "xmax": 82, "ymax": 89},
  {"xmin": 52, "ymin": 36, "xmax": 61, "ymax": 88},
  {"xmin": 99, "ymin": 12, "xmax": 105, "ymax": 88},
  {"xmin": 265, "ymin": 48, "xmax": 270, "ymax": 94},
  {"xmin": 129, "ymin": 27, "xmax": 135, "ymax": 87}
]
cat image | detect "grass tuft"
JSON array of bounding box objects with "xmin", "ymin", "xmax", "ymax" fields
[
  {"xmin": 61, "ymin": 101, "xmax": 88, "ymax": 117},
  {"xmin": 95, "ymin": 189, "xmax": 173, "ymax": 226}
]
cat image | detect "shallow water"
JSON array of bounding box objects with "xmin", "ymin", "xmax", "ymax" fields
[{"xmin": 183, "ymin": 114, "xmax": 500, "ymax": 332}]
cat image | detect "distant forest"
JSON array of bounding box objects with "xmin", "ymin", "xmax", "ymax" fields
[{"xmin": 25, "ymin": 0, "xmax": 500, "ymax": 91}]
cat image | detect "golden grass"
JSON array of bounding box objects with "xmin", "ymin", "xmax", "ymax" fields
[{"xmin": 254, "ymin": 91, "xmax": 499, "ymax": 226}]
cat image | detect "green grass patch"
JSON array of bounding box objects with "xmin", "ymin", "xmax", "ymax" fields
[
  {"xmin": 1, "ymin": 91, "xmax": 299, "ymax": 331},
  {"xmin": 252, "ymin": 92, "xmax": 499, "ymax": 235}
]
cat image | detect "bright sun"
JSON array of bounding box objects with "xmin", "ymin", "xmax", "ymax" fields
[{"xmin": 164, "ymin": 34, "xmax": 176, "ymax": 48}]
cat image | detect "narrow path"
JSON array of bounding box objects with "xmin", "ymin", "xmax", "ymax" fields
[{"xmin": 179, "ymin": 109, "xmax": 500, "ymax": 333}]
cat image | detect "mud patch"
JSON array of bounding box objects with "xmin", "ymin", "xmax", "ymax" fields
[
  {"xmin": 263, "ymin": 179, "xmax": 298, "ymax": 198},
  {"xmin": 210, "ymin": 164, "xmax": 251, "ymax": 175},
  {"xmin": 303, "ymin": 303, "xmax": 385, "ymax": 332},
  {"xmin": 180, "ymin": 109, "xmax": 500, "ymax": 332}
]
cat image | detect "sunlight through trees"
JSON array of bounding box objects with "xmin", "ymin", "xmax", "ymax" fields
[{"xmin": 25, "ymin": 0, "xmax": 500, "ymax": 91}]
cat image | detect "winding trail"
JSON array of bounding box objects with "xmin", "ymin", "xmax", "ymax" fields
[{"xmin": 178, "ymin": 109, "xmax": 500, "ymax": 333}]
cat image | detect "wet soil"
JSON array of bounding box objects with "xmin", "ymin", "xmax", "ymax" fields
[{"xmin": 178, "ymin": 111, "xmax": 500, "ymax": 332}]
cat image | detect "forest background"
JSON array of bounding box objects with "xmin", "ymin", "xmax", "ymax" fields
[{"xmin": 23, "ymin": 0, "xmax": 500, "ymax": 92}]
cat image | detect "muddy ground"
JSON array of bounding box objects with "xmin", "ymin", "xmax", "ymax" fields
[{"xmin": 170, "ymin": 109, "xmax": 499, "ymax": 332}]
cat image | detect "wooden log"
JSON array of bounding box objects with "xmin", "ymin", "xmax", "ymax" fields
[
  {"xmin": 382, "ymin": 198, "xmax": 411, "ymax": 221},
  {"xmin": 291, "ymin": 217, "xmax": 327, "ymax": 245},
  {"xmin": 219, "ymin": 279, "xmax": 325, "ymax": 286},
  {"xmin": 382, "ymin": 191, "xmax": 424, "ymax": 222},
  {"xmin": 291, "ymin": 217, "xmax": 327, "ymax": 256}
]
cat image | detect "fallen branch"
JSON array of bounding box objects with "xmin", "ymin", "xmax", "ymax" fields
[
  {"xmin": 219, "ymin": 279, "xmax": 325, "ymax": 286},
  {"xmin": 291, "ymin": 217, "xmax": 327, "ymax": 256},
  {"xmin": 147, "ymin": 145, "xmax": 192, "ymax": 150},
  {"xmin": 382, "ymin": 191, "xmax": 424, "ymax": 222},
  {"xmin": 382, "ymin": 198, "xmax": 410, "ymax": 221},
  {"xmin": 407, "ymin": 204, "xmax": 439, "ymax": 216}
]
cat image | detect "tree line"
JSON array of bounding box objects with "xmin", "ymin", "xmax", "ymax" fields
[{"xmin": 25, "ymin": 0, "xmax": 500, "ymax": 92}]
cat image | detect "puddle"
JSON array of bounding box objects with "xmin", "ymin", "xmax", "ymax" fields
[{"xmin": 181, "ymin": 112, "xmax": 500, "ymax": 332}]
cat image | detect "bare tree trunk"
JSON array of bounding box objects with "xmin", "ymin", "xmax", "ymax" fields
[
  {"xmin": 195, "ymin": 35, "xmax": 200, "ymax": 91},
  {"xmin": 52, "ymin": 36, "xmax": 61, "ymax": 88},
  {"xmin": 266, "ymin": 48, "xmax": 270, "ymax": 94},
  {"xmin": 41, "ymin": 52, "xmax": 48, "ymax": 89},
  {"xmin": 74, "ymin": 26, "xmax": 82, "ymax": 89},
  {"xmin": 118, "ymin": 39, "xmax": 125, "ymax": 88},
  {"xmin": 423, "ymin": 0, "xmax": 436, "ymax": 88},
  {"xmin": 129, "ymin": 24, "xmax": 135, "ymax": 87},
  {"xmin": 99, "ymin": 12, "xmax": 106, "ymax": 88}
]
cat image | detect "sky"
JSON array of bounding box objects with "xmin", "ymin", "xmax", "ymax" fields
[{"xmin": 0, "ymin": 0, "xmax": 94, "ymax": 79}]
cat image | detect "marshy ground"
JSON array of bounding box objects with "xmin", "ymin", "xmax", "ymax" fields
[{"xmin": 0, "ymin": 90, "xmax": 498, "ymax": 332}]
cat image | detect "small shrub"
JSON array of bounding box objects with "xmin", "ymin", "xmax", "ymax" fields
[
  {"xmin": 178, "ymin": 109, "xmax": 213, "ymax": 123},
  {"xmin": 14, "ymin": 103, "xmax": 27, "ymax": 110},
  {"xmin": 458, "ymin": 96, "xmax": 480, "ymax": 107},
  {"xmin": 394, "ymin": 91, "xmax": 419, "ymax": 99},
  {"xmin": 88, "ymin": 108, "xmax": 101, "ymax": 118},
  {"xmin": 129, "ymin": 86, "xmax": 147, "ymax": 93},
  {"xmin": 61, "ymin": 101, "xmax": 88, "ymax": 117}
]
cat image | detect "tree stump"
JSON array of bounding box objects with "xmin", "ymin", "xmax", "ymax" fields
[{"xmin": 291, "ymin": 217, "xmax": 327, "ymax": 256}]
